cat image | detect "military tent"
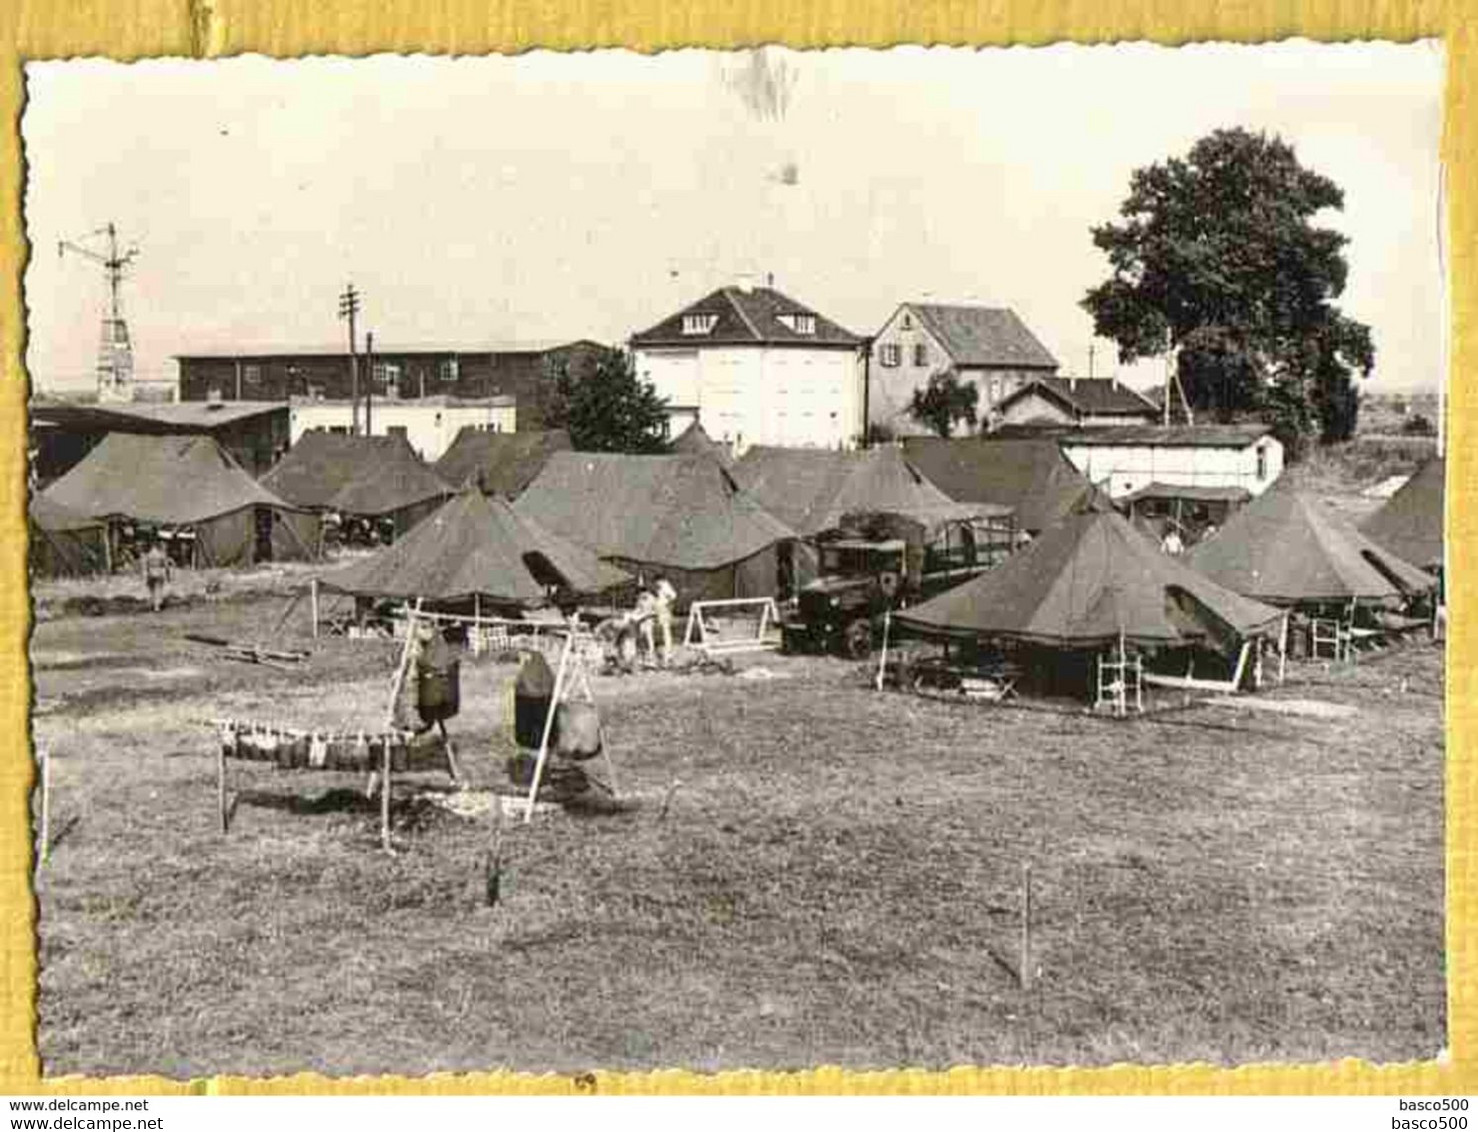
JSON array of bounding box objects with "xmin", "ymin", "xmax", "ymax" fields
[
  {"xmin": 432, "ymin": 428, "xmax": 573, "ymax": 497},
  {"xmin": 40, "ymin": 433, "xmax": 318, "ymax": 567},
  {"xmin": 261, "ymin": 431, "xmax": 451, "ymax": 539},
  {"xmin": 514, "ymin": 452, "xmax": 793, "ymax": 606},
  {"xmin": 895, "ymin": 502, "xmax": 1283, "ymax": 651},
  {"xmin": 1360, "ymin": 456, "xmax": 1444, "ymax": 572},
  {"xmin": 320, "ymin": 489, "xmax": 630, "ymax": 612},
  {"xmin": 670, "ymin": 421, "xmax": 734, "ymax": 468},
  {"xmin": 900, "ymin": 436, "xmax": 1100, "ymax": 534},
  {"xmin": 733, "ymin": 444, "xmax": 1001, "ymax": 538},
  {"xmin": 1186, "ymin": 481, "xmax": 1435, "ymax": 607},
  {"xmin": 29, "ymin": 495, "xmax": 108, "ymax": 578}
]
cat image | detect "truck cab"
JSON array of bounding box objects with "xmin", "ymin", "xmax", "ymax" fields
[{"xmin": 781, "ymin": 509, "xmax": 1013, "ymax": 658}]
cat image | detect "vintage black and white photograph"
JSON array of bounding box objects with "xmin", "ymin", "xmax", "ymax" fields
[{"xmin": 23, "ymin": 41, "xmax": 1446, "ymax": 1077}]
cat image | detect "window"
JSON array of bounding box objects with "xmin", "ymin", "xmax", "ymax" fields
[
  {"xmin": 388, "ymin": 425, "xmax": 408, "ymax": 440},
  {"xmin": 682, "ymin": 313, "xmax": 719, "ymax": 335},
  {"xmin": 902, "ymin": 313, "xmax": 913, "ymax": 330},
  {"xmin": 439, "ymin": 357, "xmax": 459, "ymax": 382},
  {"xmin": 879, "ymin": 343, "xmax": 901, "ymax": 368},
  {"xmin": 1256, "ymin": 445, "xmax": 1268, "ymax": 481},
  {"xmin": 778, "ymin": 313, "xmax": 816, "ymax": 335},
  {"xmin": 329, "ymin": 426, "xmax": 349, "ymax": 436},
  {"xmin": 989, "ymin": 377, "xmax": 1002, "ymax": 404},
  {"xmin": 243, "ymin": 363, "xmax": 261, "ymax": 386},
  {"xmin": 913, "ymin": 343, "xmax": 929, "ymax": 367}
]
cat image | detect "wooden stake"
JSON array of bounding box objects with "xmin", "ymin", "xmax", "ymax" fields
[
  {"xmin": 311, "ymin": 578, "xmax": 319, "ymax": 640},
  {"xmin": 38, "ymin": 747, "xmax": 51, "ymax": 868},
  {"xmin": 380, "ymin": 734, "xmax": 393, "ymax": 853},
  {"xmin": 1020, "ymin": 862, "xmax": 1033, "ymax": 990},
  {"xmin": 524, "ymin": 631, "xmax": 574, "ymax": 823},
  {"xmin": 218, "ymin": 731, "xmax": 232, "ymax": 834},
  {"xmin": 875, "ymin": 610, "xmax": 891, "ymax": 692}
]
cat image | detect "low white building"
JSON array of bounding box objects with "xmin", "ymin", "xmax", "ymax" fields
[
  {"xmin": 288, "ymin": 396, "xmax": 516, "ymax": 463},
  {"xmin": 992, "ymin": 375, "xmax": 1159, "ymax": 430},
  {"xmin": 630, "ymin": 283, "xmax": 865, "ymax": 452},
  {"xmin": 1057, "ymin": 424, "xmax": 1285, "ymax": 500}
]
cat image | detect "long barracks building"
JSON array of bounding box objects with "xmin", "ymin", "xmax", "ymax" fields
[{"xmin": 174, "ymin": 340, "xmax": 605, "ymax": 429}]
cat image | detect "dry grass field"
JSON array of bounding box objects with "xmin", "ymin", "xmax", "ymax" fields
[{"xmin": 29, "ymin": 575, "xmax": 1445, "ymax": 1078}]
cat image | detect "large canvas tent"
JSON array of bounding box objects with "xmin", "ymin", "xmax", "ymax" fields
[
  {"xmin": 733, "ymin": 444, "xmax": 1012, "ymax": 594},
  {"xmin": 29, "ymin": 495, "xmax": 108, "ymax": 578},
  {"xmin": 432, "ymin": 428, "xmax": 573, "ymax": 497},
  {"xmin": 733, "ymin": 444, "xmax": 1002, "ymax": 538},
  {"xmin": 41, "ymin": 433, "xmax": 318, "ymax": 567},
  {"xmin": 1360, "ymin": 456, "xmax": 1444, "ymax": 572},
  {"xmin": 900, "ymin": 436, "xmax": 1100, "ymax": 534},
  {"xmin": 895, "ymin": 503, "xmax": 1284, "ymax": 650},
  {"xmin": 514, "ymin": 452, "xmax": 793, "ymax": 605},
  {"xmin": 261, "ymin": 431, "xmax": 451, "ymax": 539},
  {"xmin": 319, "ymin": 489, "xmax": 630, "ymax": 611},
  {"xmin": 1186, "ymin": 482, "xmax": 1435, "ymax": 606}
]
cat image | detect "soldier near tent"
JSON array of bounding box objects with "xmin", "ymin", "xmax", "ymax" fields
[{"xmin": 141, "ymin": 540, "xmax": 172, "ymax": 612}]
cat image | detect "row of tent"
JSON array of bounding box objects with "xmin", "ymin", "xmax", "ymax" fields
[{"xmin": 27, "ymin": 424, "xmax": 1445, "ymax": 657}]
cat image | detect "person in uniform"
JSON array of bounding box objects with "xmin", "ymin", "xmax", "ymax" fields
[
  {"xmin": 142, "ymin": 539, "xmax": 172, "ymax": 612},
  {"xmin": 632, "ymin": 585, "xmax": 659, "ymax": 667},
  {"xmin": 652, "ymin": 578, "xmax": 678, "ymax": 666}
]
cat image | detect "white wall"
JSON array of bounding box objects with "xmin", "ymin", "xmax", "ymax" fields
[
  {"xmin": 1060, "ymin": 435, "xmax": 1285, "ymax": 498},
  {"xmin": 289, "ymin": 400, "xmax": 516, "ymax": 462},
  {"xmin": 637, "ymin": 344, "xmax": 863, "ymax": 452}
]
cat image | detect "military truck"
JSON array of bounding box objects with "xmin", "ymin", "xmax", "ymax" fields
[{"xmin": 779, "ymin": 507, "xmax": 1015, "ymax": 658}]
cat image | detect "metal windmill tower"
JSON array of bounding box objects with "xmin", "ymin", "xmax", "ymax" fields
[{"xmin": 58, "ymin": 223, "xmax": 139, "ymax": 403}]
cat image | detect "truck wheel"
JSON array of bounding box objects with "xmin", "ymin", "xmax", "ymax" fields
[{"xmin": 842, "ymin": 619, "xmax": 873, "ymax": 659}]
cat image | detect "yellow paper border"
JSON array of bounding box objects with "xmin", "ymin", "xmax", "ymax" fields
[{"xmin": 1, "ymin": 0, "xmax": 1470, "ymax": 1097}]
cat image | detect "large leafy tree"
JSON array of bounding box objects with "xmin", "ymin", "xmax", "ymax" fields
[
  {"xmin": 542, "ymin": 346, "xmax": 671, "ymax": 454},
  {"xmin": 1082, "ymin": 128, "xmax": 1374, "ymax": 453},
  {"xmin": 909, "ymin": 369, "xmax": 979, "ymax": 438}
]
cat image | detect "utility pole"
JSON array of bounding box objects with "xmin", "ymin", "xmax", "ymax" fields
[
  {"xmin": 1088, "ymin": 343, "xmax": 1096, "ymax": 379},
  {"xmin": 338, "ymin": 283, "xmax": 361, "ymax": 435},
  {"xmin": 365, "ymin": 331, "xmax": 374, "ymax": 438}
]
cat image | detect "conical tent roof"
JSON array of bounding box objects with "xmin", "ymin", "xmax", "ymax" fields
[
  {"xmin": 895, "ymin": 503, "xmax": 1283, "ymax": 648},
  {"xmin": 323, "ymin": 437, "xmax": 452, "ymax": 518},
  {"xmin": 1186, "ymin": 481, "xmax": 1434, "ymax": 605},
  {"xmin": 319, "ymin": 489, "xmax": 630, "ymax": 605},
  {"xmin": 264, "ymin": 432, "xmax": 450, "ymax": 516},
  {"xmin": 670, "ymin": 421, "xmax": 734, "ymax": 468},
  {"xmin": 900, "ymin": 436, "xmax": 1099, "ymax": 533},
  {"xmin": 432, "ymin": 428, "xmax": 572, "ymax": 497},
  {"xmin": 1360, "ymin": 456, "xmax": 1444, "ymax": 570},
  {"xmin": 733, "ymin": 444, "xmax": 1002, "ymax": 538},
  {"xmin": 42, "ymin": 433, "xmax": 298, "ymax": 524},
  {"xmin": 515, "ymin": 452, "xmax": 792, "ymax": 570}
]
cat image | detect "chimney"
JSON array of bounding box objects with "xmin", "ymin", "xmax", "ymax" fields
[{"xmin": 766, "ymin": 272, "xmax": 774, "ymax": 289}]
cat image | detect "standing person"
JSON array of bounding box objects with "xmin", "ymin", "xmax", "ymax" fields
[
  {"xmin": 653, "ymin": 577, "xmax": 678, "ymax": 666},
  {"xmin": 632, "ymin": 585, "xmax": 659, "ymax": 667},
  {"xmin": 1161, "ymin": 527, "xmax": 1185, "ymax": 556},
  {"xmin": 142, "ymin": 539, "xmax": 172, "ymax": 612}
]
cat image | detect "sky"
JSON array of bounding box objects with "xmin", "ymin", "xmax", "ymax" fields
[{"xmin": 21, "ymin": 41, "xmax": 1445, "ymax": 397}]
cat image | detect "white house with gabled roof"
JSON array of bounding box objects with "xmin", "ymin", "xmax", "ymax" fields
[{"xmin": 630, "ymin": 283, "xmax": 866, "ymax": 452}]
